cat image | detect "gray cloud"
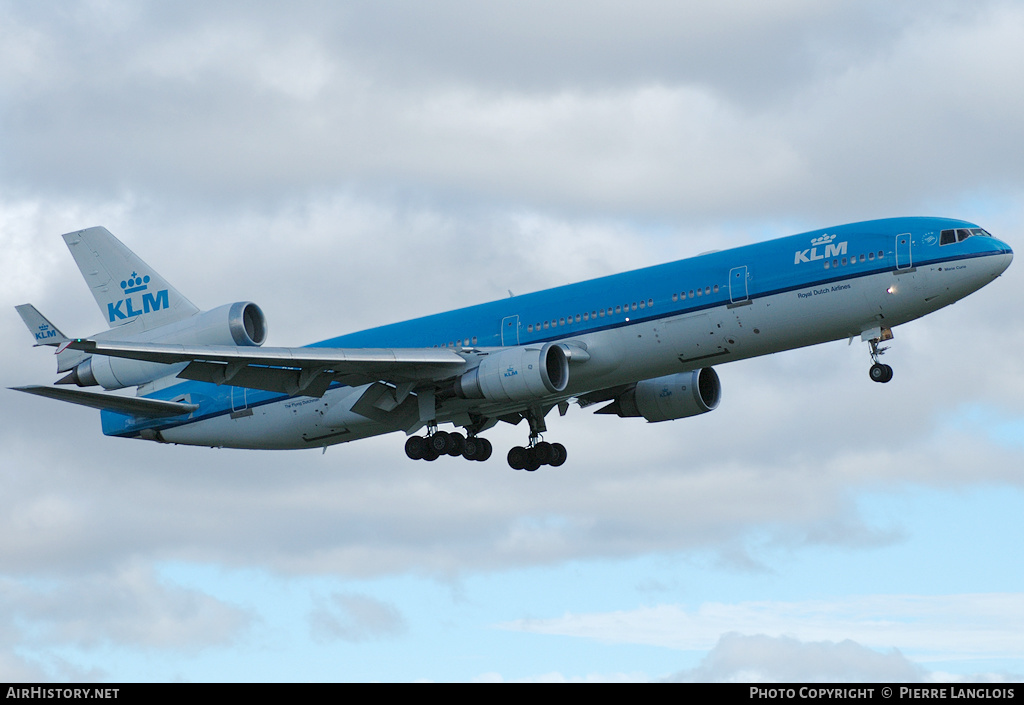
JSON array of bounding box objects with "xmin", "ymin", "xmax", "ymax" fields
[
  {"xmin": 0, "ymin": 565, "xmax": 250, "ymax": 651},
  {"xmin": 309, "ymin": 592, "xmax": 407, "ymax": 643},
  {"xmin": 3, "ymin": 1, "xmax": 1024, "ymax": 221}
]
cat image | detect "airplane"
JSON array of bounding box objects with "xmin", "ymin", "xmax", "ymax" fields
[{"xmin": 12, "ymin": 217, "xmax": 1013, "ymax": 471}]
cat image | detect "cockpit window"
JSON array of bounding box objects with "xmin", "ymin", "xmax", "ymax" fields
[{"xmin": 940, "ymin": 227, "xmax": 993, "ymax": 246}]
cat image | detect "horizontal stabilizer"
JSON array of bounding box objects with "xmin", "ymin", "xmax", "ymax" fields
[
  {"xmin": 11, "ymin": 385, "xmax": 198, "ymax": 418},
  {"xmin": 15, "ymin": 304, "xmax": 69, "ymax": 347}
]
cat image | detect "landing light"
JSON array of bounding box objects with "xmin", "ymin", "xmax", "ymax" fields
[{"xmin": 886, "ymin": 286, "xmax": 896, "ymax": 295}]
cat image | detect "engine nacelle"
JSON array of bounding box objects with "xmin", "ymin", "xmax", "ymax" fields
[
  {"xmin": 455, "ymin": 343, "xmax": 569, "ymax": 403},
  {"xmin": 601, "ymin": 368, "xmax": 721, "ymax": 422},
  {"xmin": 66, "ymin": 302, "xmax": 267, "ymax": 390}
]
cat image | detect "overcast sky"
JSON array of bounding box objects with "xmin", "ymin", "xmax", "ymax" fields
[{"xmin": 1, "ymin": 0, "xmax": 1022, "ymax": 682}]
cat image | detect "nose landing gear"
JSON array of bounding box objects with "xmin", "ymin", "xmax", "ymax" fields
[{"xmin": 867, "ymin": 329, "xmax": 894, "ymax": 383}]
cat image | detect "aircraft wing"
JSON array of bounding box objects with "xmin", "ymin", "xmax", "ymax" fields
[{"xmin": 66, "ymin": 339, "xmax": 469, "ymax": 397}]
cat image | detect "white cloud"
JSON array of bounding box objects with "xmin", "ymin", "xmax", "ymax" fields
[
  {"xmin": 498, "ymin": 594, "xmax": 1024, "ymax": 663},
  {"xmin": 671, "ymin": 633, "xmax": 927, "ymax": 683}
]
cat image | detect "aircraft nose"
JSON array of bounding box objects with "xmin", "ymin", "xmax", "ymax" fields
[{"xmin": 989, "ymin": 237, "xmax": 1013, "ymax": 276}]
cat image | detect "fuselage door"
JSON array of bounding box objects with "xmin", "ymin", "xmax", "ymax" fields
[
  {"xmin": 896, "ymin": 233, "xmax": 913, "ymax": 270},
  {"xmin": 729, "ymin": 265, "xmax": 749, "ymax": 304},
  {"xmin": 501, "ymin": 315, "xmax": 520, "ymax": 346}
]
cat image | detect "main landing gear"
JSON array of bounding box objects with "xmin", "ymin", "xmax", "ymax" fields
[
  {"xmin": 507, "ymin": 441, "xmax": 567, "ymax": 471},
  {"xmin": 506, "ymin": 407, "xmax": 567, "ymax": 471},
  {"xmin": 405, "ymin": 429, "xmax": 493, "ymax": 462},
  {"xmin": 867, "ymin": 330, "xmax": 894, "ymax": 384},
  {"xmin": 403, "ymin": 408, "xmax": 569, "ymax": 470}
]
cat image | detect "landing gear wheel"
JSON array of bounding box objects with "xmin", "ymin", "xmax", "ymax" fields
[
  {"xmin": 428, "ymin": 431, "xmax": 451, "ymax": 453},
  {"xmin": 446, "ymin": 432, "xmax": 466, "ymax": 457},
  {"xmin": 533, "ymin": 441, "xmax": 553, "ymax": 465},
  {"xmin": 508, "ymin": 446, "xmax": 528, "ymax": 470},
  {"xmin": 549, "ymin": 443, "xmax": 567, "ymax": 467},
  {"xmin": 523, "ymin": 448, "xmax": 541, "ymax": 472},
  {"xmin": 405, "ymin": 436, "xmax": 426, "ymax": 460},
  {"xmin": 869, "ymin": 363, "xmax": 893, "ymax": 383},
  {"xmin": 463, "ymin": 436, "xmax": 480, "ymax": 461}
]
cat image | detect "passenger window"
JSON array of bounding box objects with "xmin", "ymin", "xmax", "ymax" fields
[
  {"xmin": 648, "ymin": 298, "xmax": 654, "ymax": 306},
  {"xmin": 672, "ymin": 293, "xmax": 678, "ymax": 302},
  {"xmin": 639, "ymin": 300, "xmax": 645, "ymax": 309}
]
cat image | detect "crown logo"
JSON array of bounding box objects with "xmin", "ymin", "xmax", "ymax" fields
[
  {"xmin": 120, "ymin": 271, "xmax": 150, "ymax": 294},
  {"xmin": 811, "ymin": 233, "xmax": 837, "ymax": 247}
]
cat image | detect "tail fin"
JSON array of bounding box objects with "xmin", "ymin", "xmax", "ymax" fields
[{"xmin": 62, "ymin": 227, "xmax": 199, "ymax": 330}]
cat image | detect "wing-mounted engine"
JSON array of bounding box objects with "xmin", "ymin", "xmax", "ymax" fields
[
  {"xmin": 597, "ymin": 368, "xmax": 721, "ymax": 422},
  {"xmin": 61, "ymin": 302, "xmax": 267, "ymax": 390},
  {"xmin": 454, "ymin": 343, "xmax": 569, "ymax": 402}
]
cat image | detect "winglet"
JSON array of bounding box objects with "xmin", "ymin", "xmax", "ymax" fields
[{"xmin": 15, "ymin": 304, "xmax": 70, "ymax": 347}]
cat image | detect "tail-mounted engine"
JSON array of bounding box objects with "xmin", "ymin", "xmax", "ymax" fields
[
  {"xmin": 61, "ymin": 302, "xmax": 267, "ymax": 390},
  {"xmin": 597, "ymin": 368, "xmax": 721, "ymax": 422},
  {"xmin": 454, "ymin": 343, "xmax": 569, "ymax": 403}
]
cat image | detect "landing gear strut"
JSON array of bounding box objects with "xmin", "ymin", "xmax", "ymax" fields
[
  {"xmin": 506, "ymin": 408, "xmax": 567, "ymax": 471},
  {"xmin": 867, "ymin": 330, "xmax": 894, "ymax": 384}
]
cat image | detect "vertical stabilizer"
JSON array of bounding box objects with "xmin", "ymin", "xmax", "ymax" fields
[{"xmin": 63, "ymin": 227, "xmax": 200, "ymax": 330}]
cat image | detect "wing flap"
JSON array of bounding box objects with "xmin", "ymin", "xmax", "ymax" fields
[{"xmin": 180, "ymin": 361, "xmax": 335, "ymax": 398}]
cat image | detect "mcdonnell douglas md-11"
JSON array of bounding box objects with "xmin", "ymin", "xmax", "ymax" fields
[{"xmin": 13, "ymin": 218, "xmax": 1012, "ymax": 470}]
